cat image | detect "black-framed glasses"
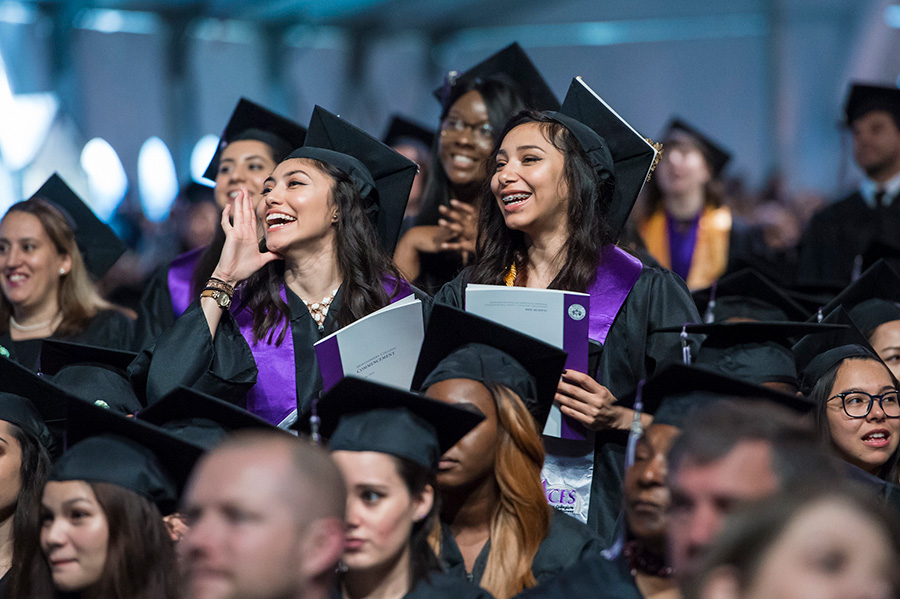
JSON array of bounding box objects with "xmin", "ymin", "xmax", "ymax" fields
[
  {"xmin": 440, "ymin": 117, "xmax": 495, "ymax": 144},
  {"xmin": 827, "ymin": 390, "xmax": 900, "ymax": 419}
]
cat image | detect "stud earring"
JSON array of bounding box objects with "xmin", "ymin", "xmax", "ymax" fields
[{"xmin": 59, "ymin": 268, "xmax": 66, "ymax": 275}]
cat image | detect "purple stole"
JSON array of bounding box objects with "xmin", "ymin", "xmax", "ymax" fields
[
  {"xmin": 167, "ymin": 247, "xmax": 206, "ymax": 316},
  {"xmin": 235, "ymin": 277, "xmax": 413, "ymax": 425},
  {"xmin": 587, "ymin": 245, "xmax": 644, "ymax": 345},
  {"xmin": 665, "ymin": 213, "xmax": 701, "ymax": 281}
]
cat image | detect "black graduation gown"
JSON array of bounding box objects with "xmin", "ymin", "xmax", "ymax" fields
[
  {"xmin": 135, "ymin": 263, "xmax": 180, "ymax": 349},
  {"xmin": 797, "ymin": 192, "xmax": 900, "ymax": 283},
  {"xmin": 0, "ymin": 309, "xmax": 136, "ymax": 372},
  {"xmin": 406, "ymin": 571, "xmax": 496, "ymax": 599},
  {"xmin": 439, "ymin": 509, "xmax": 604, "ymax": 586},
  {"xmin": 129, "ymin": 284, "xmax": 432, "ymax": 415},
  {"xmin": 434, "ymin": 263, "xmax": 702, "ymax": 545},
  {"xmin": 513, "ymin": 553, "xmax": 642, "ymax": 599}
]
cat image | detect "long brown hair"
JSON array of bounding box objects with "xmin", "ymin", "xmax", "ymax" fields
[
  {"xmin": 0, "ymin": 199, "xmax": 125, "ymax": 336},
  {"xmin": 19, "ymin": 482, "xmax": 179, "ymax": 599},
  {"xmin": 469, "ymin": 112, "xmax": 615, "ymax": 292},
  {"xmin": 430, "ymin": 382, "xmax": 551, "ymax": 599},
  {"xmin": 241, "ymin": 158, "xmax": 403, "ymax": 345}
]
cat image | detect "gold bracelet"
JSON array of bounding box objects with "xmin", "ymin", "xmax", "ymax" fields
[
  {"xmin": 200, "ymin": 288, "xmax": 232, "ymax": 310},
  {"xmin": 206, "ymin": 278, "xmax": 235, "ymax": 295}
]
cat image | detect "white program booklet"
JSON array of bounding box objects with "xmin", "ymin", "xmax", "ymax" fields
[
  {"xmin": 314, "ymin": 296, "xmax": 424, "ymax": 392},
  {"xmin": 465, "ymin": 284, "xmax": 590, "ymax": 439}
]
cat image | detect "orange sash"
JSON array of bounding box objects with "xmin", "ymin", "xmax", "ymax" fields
[{"xmin": 640, "ymin": 206, "xmax": 732, "ymax": 290}]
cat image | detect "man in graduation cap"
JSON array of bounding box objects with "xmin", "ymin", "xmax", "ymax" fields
[{"xmin": 798, "ymin": 83, "xmax": 900, "ymax": 283}]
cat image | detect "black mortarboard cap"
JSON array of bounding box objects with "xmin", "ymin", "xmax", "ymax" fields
[
  {"xmin": 663, "ymin": 118, "xmax": 732, "ymax": 178},
  {"xmin": 432, "ymin": 43, "xmax": 559, "ymax": 112},
  {"xmin": 552, "ymin": 77, "xmax": 659, "ymax": 237},
  {"xmin": 137, "ymin": 385, "xmax": 284, "ymax": 450},
  {"xmin": 819, "ymin": 260, "xmax": 900, "ymax": 337},
  {"xmin": 27, "ymin": 173, "xmax": 126, "ymax": 279},
  {"xmin": 844, "ymin": 83, "xmax": 900, "ymax": 127},
  {"xmin": 318, "ymin": 377, "xmax": 484, "ymax": 470},
  {"xmin": 51, "ymin": 395, "xmax": 203, "ymax": 514},
  {"xmin": 203, "ymin": 98, "xmax": 308, "ymax": 181},
  {"xmin": 642, "ymin": 364, "xmax": 815, "ymax": 430},
  {"xmin": 792, "ymin": 307, "xmax": 880, "ymax": 395},
  {"xmin": 412, "ymin": 304, "xmax": 566, "ymax": 428},
  {"xmin": 693, "ymin": 268, "xmax": 809, "ymax": 322},
  {"xmin": 289, "ymin": 106, "xmax": 417, "ymax": 253},
  {"xmin": 657, "ymin": 321, "xmax": 848, "ymax": 388},
  {"xmin": 382, "ymin": 115, "xmax": 435, "ymax": 150},
  {"xmin": 1, "ymin": 356, "xmax": 72, "ymax": 453},
  {"xmin": 0, "ymin": 391, "xmax": 61, "ymax": 451},
  {"xmin": 39, "ymin": 340, "xmax": 142, "ymax": 414}
]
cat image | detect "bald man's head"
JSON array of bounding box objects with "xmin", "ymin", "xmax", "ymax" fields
[{"xmin": 181, "ymin": 432, "xmax": 345, "ymax": 599}]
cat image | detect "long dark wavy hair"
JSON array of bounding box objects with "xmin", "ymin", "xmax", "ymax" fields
[
  {"xmin": 811, "ymin": 356, "xmax": 900, "ymax": 484},
  {"xmin": 415, "ymin": 78, "xmax": 529, "ymax": 227},
  {"xmin": 4, "ymin": 423, "xmax": 52, "ymax": 598},
  {"xmin": 20, "ymin": 482, "xmax": 179, "ymax": 599},
  {"xmin": 469, "ymin": 111, "xmax": 617, "ymax": 293},
  {"xmin": 241, "ymin": 158, "xmax": 403, "ymax": 345}
]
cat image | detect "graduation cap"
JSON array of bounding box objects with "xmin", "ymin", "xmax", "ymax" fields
[
  {"xmin": 551, "ymin": 76, "xmax": 660, "ymax": 237},
  {"xmin": 289, "ymin": 106, "xmax": 418, "ymax": 253},
  {"xmin": 25, "ymin": 173, "xmax": 126, "ymax": 279},
  {"xmin": 641, "ymin": 364, "xmax": 815, "ymax": 430},
  {"xmin": 792, "ymin": 306, "xmax": 880, "ymax": 395},
  {"xmin": 317, "ymin": 377, "xmax": 484, "ymax": 470},
  {"xmin": 657, "ymin": 321, "xmax": 848, "ymax": 389},
  {"xmin": 0, "ymin": 390, "xmax": 64, "ymax": 452},
  {"xmin": 50, "ymin": 394, "xmax": 204, "ymax": 514},
  {"xmin": 382, "ymin": 115, "xmax": 435, "ymax": 150},
  {"xmin": 662, "ymin": 118, "xmax": 732, "ymax": 178},
  {"xmin": 39, "ymin": 339, "xmax": 141, "ymax": 414},
  {"xmin": 1, "ymin": 355, "xmax": 76, "ymax": 452},
  {"xmin": 844, "ymin": 83, "xmax": 900, "ymax": 127},
  {"xmin": 203, "ymin": 98, "xmax": 308, "ymax": 181},
  {"xmin": 693, "ymin": 268, "xmax": 809, "ymax": 323},
  {"xmin": 433, "ymin": 42, "xmax": 559, "ymax": 113},
  {"xmin": 412, "ymin": 304, "xmax": 567, "ymax": 428},
  {"xmin": 137, "ymin": 385, "xmax": 285, "ymax": 450},
  {"xmin": 818, "ymin": 260, "xmax": 900, "ymax": 337}
]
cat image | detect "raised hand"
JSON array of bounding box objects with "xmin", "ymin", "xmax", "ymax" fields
[
  {"xmin": 212, "ymin": 187, "xmax": 282, "ymax": 286},
  {"xmin": 438, "ymin": 199, "xmax": 478, "ymax": 255}
]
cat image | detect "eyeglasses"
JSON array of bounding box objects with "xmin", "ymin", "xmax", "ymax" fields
[
  {"xmin": 440, "ymin": 117, "xmax": 495, "ymax": 145},
  {"xmin": 827, "ymin": 390, "xmax": 900, "ymax": 419}
]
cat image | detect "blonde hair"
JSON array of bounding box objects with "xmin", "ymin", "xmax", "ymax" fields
[
  {"xmin": 430, "ymin": 382, "xmax": 551, "ymax": 599},
  {"xmin": 0, "ymin": 199, "xmax": 124, "ymax": 336}
]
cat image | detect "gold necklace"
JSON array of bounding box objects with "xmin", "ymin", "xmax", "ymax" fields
[{"xmin": 504, "ymin": 263, "xmax": 517, "ymax": 287}]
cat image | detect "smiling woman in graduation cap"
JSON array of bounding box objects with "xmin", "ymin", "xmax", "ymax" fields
[
  {"xmin": 316, "ymin": 377, "xmax": 491, "ymax": 599},
  {"xmin": 132, "ymin": 106, "xmax": 421, "ymax": 426},
  {"xmin": 137, "ymin": 99, "xmax": 307, "ymax": 347},
  {"xmin": 15, "ymin": 395, "xmax": 202, "ymax": 599},
  {"xmin": 0, "ymin": 174, "xmax": 135, "ymax": 370},
  {"xmin": 434, "ymin": 77, "xmax": 701, "ymax": 544},
  {"xmin": 394, "ymin": 43, "xmax": 560, "ymax": 295},
  {"xmin": 410, "ymin": 305, "xmax": 601, "ymax": 599}
]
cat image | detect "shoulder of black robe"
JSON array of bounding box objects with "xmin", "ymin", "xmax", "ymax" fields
[
  {"xmin": 530, "ymin": 510, "xmax": 605, "ymax": 583},
  {"xmin": 68, "ymin": 309, "xmax": 137, "ymax": 352},
  {"xmin": 415, "ymin": 250, "xmax": 467, "ymax": 297},
  {"xmin": 432, "ymin": 266, "xmax": 473, "ymax": 309},
  {"xmin": 405, "ymin": 571, "xmax": 495, "ymax": 599},
  {"xmin": 798, "ymin": 192, "xmax": 879, "ymax": 283},
  {"xmin": 128, "ymin": 299, "xmax": 258, "ymax": 406},
  {"xmin": 513, "ymin": 552, "xmax": 641, "ymax": 599},
  {"xmin": 134, "ymin": 263, "xmax": 177, "ymax": 349}
]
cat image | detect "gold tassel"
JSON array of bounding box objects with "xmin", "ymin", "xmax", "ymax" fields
[
  {"xmin": 504, "ymin": 263, "xmax": 517, "ymax": 287},
  {"xmin": 645, "ymin": 138, "xmax": 664, "ymax": 182}
]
